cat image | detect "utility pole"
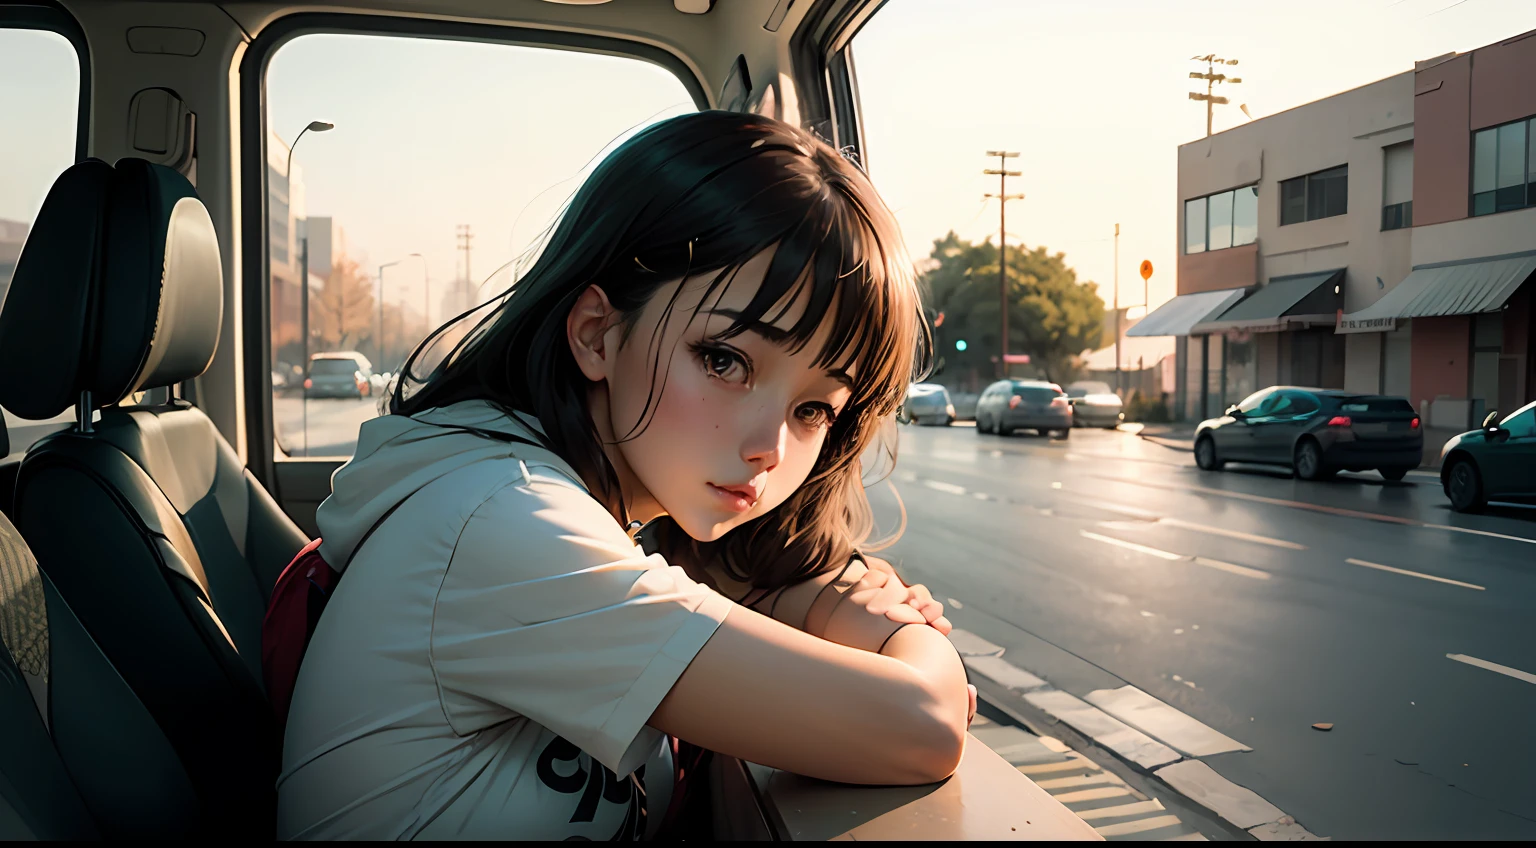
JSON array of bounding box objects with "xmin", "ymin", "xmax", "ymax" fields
[
  {"xmin": 1189, "ymin": 54, "xmax": 1242, "ymax": 137},
  {"xmin": 984, "ymin": 151, "xmax": 1023, "ymax": 379},
  {"xmin": 1114, "ymin": 223, "xmax": 1121, "ymax": 398}
]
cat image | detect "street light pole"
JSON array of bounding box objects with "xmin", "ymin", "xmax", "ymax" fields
[
  {"xmin": 284, "ymin": 120, "xmax": 332, "ymax": 458},
  {"xmin": 984, "ymin": 150, "xmax": 1022, "ymax": 379}
]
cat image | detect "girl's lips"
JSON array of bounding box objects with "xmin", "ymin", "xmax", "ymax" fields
[{"xmin": 708, "ymin": 483, "xmax": 758, "ymax": 513}]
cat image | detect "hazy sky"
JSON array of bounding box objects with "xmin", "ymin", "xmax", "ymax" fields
[{"xmin": 6, "ymin": 1, "xmax": 1536, "ymax": 326}]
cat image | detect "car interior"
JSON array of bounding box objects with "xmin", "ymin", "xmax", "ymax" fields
[{"xmin": 0, "ymin": 0, "xmax": 1095, "ymax": 840}]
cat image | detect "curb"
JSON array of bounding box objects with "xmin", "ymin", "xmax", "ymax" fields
[{"xmin": 953, "ymin": 630, "xmax": 1327, "ymax": 841}]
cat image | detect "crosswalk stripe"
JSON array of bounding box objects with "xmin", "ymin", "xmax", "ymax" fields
[
  {"xmin": 1093, "ymin": 814, "xmax": 1185, "ymax": 836},
  {"xmin": 1074, "ymin": 799, "xmax": 1165, "ymax": 821},
  {"xmin": 1017, "ymin": 758, "xmax": 1096, "ymax": 775},
  {"xmin": 1034, "ymin": 772, "xmax": 1121, "ymax": 790},
  {"xmin": 1053, "ymin": 785, "xmax": 1136, "ymax": 804}
]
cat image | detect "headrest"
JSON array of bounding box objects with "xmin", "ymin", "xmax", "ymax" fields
[{"xmin": 0, "ymin": 159, "xmax": 223, "ymax": 421}]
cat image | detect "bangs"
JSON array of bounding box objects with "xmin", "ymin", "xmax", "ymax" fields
[{"xmin": 626, "ymin": 144, "xmax": 929, "ymax": 422}]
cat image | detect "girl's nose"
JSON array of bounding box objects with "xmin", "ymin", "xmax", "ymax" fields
[{"xmin": 741, "ymin": 416, "xmax": 787, "ymax": 473}]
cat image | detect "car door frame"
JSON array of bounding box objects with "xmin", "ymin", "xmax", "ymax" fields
[
  {"xmin": 1253, "ymin": 390, "xmax": 1321, "ymax": 464},
  {"xmin": 1483, "ymin": 407, "xmax": 1536, "ymax": 498}
]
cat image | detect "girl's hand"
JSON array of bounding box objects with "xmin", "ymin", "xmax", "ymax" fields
[{"xmin": 861, "ymin": 556, "xmax": 952, "ymax": 636}]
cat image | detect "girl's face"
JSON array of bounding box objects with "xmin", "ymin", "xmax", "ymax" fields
[{"xmin": 569, "ymin": 249, "xmax": 855, "ymax": 542}]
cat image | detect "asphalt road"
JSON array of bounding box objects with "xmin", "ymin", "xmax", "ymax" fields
[
  {"xmin": 274, "ymin": 394, "xmax": 382, "ymax": 458},
  {"xmin": 870, "ymin": 421, "xmax": 1536, "ymax": 840}
]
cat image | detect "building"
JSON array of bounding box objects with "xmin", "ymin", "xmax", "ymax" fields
[{"xmin": 1140, "ymin": 29, "xmax": 1536, "ymax": 428}]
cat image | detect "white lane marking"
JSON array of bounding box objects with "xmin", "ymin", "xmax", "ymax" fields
[
  {"xmin": 1018, "ymin": 758, "xmax": 1098, "ymax": 775},
  {"xmin": 1086, "ymin": 685, "xmax": 1251, "ymax": 757},
  {"xmin": 1192, "ymin": 556, "xmax": 1271, "ymax": 581},
  {"xmin": 1024, "ymin": 689, "xmax": 1182, "ymax": 768},
  {"xmin": 1080, "ymin": 531, "xmax": 1182, "ymax": 560},
  {"xmin": 922, "ymin": 479, "xmax": 968, "ymax": 495},
  {"xmin": 1446, "ymin": 653, "xmax": 1536, "ymax": 685},
  {"xmin": 1346, "ymin": 558, "xmax": 1485, "ymax": 591},
  {"xmin": 1154, "ymin": 760, "xmax": 1285, "ymax": 830},
  {"xmin": 1422, "ymin": 523, "xmax": 1536, "ymax": 547},
  {"xmin": 1094, "ymin": 814, "xmax": 1186, "ymax": 837},
  {"xmin": 1162, "ymin": 517, "xmax": 1306, "ymax": 551}
]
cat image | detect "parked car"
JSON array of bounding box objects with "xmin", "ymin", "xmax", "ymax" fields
[
  {"xmin": 1193, "ymin": 387, "xmax": 1423, "ymax": 480},
  {"xmin": 305, "ymin": 351, "xmax": 375, "ymax": 399},
  {"xmin": 1439, "ymin": 401, "xmax": 1536, "ymax": 512},
  {"xmin": 900, "ymin": 383, "xmax": 955, "ymax": 425},
  {"xmin": 975, "ymin": 379, "xmax": 1072, "ymax": 438},
  {"xmin": 1065, "ymin": 381, "xmax": 1124, "ymax": 429}
]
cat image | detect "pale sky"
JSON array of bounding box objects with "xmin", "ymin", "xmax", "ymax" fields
[{"xmin": 6, "ymin": 1, "xmax": 1536, "ymax": 325}]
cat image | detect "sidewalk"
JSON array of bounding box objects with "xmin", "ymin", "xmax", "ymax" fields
[{"xmin": 1131, "ymin": 422, "xmax": 1462, "ymax": 471}]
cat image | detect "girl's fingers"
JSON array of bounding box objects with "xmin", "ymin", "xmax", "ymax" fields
[
  {"xmin": 967, "ymin": 685, "xmax": 978, "ymax": 727},
  {"xmin": 930, "ymin": 614, "xmax": 953, "ymax": 636}
]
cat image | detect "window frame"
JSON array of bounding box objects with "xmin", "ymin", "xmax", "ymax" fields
[
  {"xmin": 1, "ymin": 2, "xmax": 92, "ymax": 467},
  {"xmin": 1278, "ymin": 165, "xmax": 1349, "ymax": 226},
  {"xmin": 1183, "ymin": 184, "xmax": 1257, "ymax": 255},
  {"xmin": 1470, "ymin": 114, "xmax": 1536, "ymax": 218},
  {"xmin": 238, "ymin": 13, "xmax": 710, "ymax": 486}
]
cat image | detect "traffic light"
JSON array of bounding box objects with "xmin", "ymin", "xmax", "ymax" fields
[{"xmin": 955, "ymin": 339, "xmax": 967, "ymax": 351}]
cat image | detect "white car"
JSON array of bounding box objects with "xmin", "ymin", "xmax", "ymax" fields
[{"xmin": 1065, "ymin": 381, "xmax": 1124, "ymax": 429}]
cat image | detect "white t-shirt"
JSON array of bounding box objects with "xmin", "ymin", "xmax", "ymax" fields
[{"xmin": 277, "ymin": 401, "xmax": 733, "ymax": 840}]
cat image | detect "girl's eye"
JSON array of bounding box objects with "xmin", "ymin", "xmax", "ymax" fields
[
  {"xmin": 796, "ymin": 402, "xmax": 837, "ymax": 429},
  {"xmin": 695, "ymin": 344, "xmax": 750, "ymax": 384}
]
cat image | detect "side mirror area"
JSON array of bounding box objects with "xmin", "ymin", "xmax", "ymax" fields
[
  {"xmin": 1226, "ymin": 405, "xmax": 1244, "ymax": 419},
  {"xmin": 1482, "ymin": 410, "xmax": 1501, "ymax": 430}
]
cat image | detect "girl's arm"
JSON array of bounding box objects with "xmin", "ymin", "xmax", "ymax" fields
[{"xmin": 647, "ymin": 566, "xmax": 970, "ymax": 786}]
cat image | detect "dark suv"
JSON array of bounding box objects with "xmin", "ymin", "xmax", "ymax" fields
[{"xmin": 1194, "ymin": 387, "xmax": 1423, "ymax": 481}]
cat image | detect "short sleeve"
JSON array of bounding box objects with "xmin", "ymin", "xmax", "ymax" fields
[{"xmin": 428, "ymin": 466, "xmax": 732, "ymax": 777}]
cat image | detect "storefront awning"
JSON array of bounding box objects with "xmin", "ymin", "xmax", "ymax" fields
[
  {"xmin": 1190, "ymin": 269, "xmax": 1343, "ymax": 334},
  {"xmin": 1126, "ymin": 288, "xmax": 1246, "ymax": 337},
  {"xmin": 1337, "ymin": 250, "xmax": 1536, "ymax": 334}
]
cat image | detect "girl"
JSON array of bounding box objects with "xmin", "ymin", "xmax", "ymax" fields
[{"xmin": 277, "ymin": 111, "xmax": 973, "ymax": 840}]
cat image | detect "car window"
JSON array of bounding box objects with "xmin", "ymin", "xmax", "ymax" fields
[
  {"xmin": 266, "ymin": 33, "xmax": 696, "ymax": 459},
  {"xmin": 310, "ymin": 359, "xmax": 362, "ymax": 376},
  {"xmin": 1502, "ymin": 406, "xmax": 1536, "ymax": 439},
  {"xmin": 1013, "ymin": 386, "xmax": 1060, "ymax": 403},
  {"xmin": 1237, "ymin": 388, "xmax": 1274, "ymax": 414},
  {"xmin": 1283, "ymin": 391, "xmax": 1320, "ymax": 415},
  {"xmin": 1, "ymin": 25, "xmax": 83, "ymax": 457}
]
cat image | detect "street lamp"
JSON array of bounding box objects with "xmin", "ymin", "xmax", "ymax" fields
[
  {"xmin": 285, "ymin": 119, "xmax": 332, "ymax": 457},
  {"xmin": 378, "ymin": 253, "xmax": 422, "ymax": 370}
]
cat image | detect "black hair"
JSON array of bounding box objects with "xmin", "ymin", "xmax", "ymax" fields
[{"xmin": 392, "ymin": 110, "xmax": 931, "ymax": 591}]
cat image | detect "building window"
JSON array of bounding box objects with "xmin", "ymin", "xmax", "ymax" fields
[
  {"xmin": 1184, "ymin": 185, "xmax": 1256, "ymax": 254},
  {"xmin": 1471, "ymin": 115, "xmax": 1535, "ymax": 216},
  {"xmin": 1382, "ymin": 141, "xmax": 1413, "ymax": 231},
  {"xmin": 1185, "ymin": 197, "xmax": 1206, "ymax": 254},
  {"xmin": 1279, "ymin": 165, "xmax": 1348, "ymax": 225}
]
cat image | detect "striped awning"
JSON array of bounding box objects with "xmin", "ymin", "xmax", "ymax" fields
[
  {"xmin": 1126, "ymin": 288, "xmax": 1247, "ymax": 337},
  {"xmin": 1338, "ymin": 250, "xmax": 1536, "ymax": 333}
]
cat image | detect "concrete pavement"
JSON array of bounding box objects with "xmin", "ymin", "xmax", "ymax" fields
[{"xmin": 877, "ymin": 422, "xmax": 1536, "ymax": 839}]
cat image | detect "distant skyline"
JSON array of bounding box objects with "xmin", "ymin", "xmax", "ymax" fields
[{"xmin": 6, "ymin": 2, "xmax": 1536, "ymax": 325}]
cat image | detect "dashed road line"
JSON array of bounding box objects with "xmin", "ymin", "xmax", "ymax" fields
[
  {"xmin": 1346, "ymin": 558, "xmax": 1485, "ymax": 591},
  {"xmin": 1093, "ymin": 473, "xmax": 1536, "ymax": 546},
  {"xmin": 1161, "ymin": 517, "xmax": 1306, "ymax": 551},
  {"xmin": 1190, "ymin": 556, "xmax": 1271, "ymax": 581},
  {"xmin": 1080, "ymin": 530, "xmax": 1182, "ymax": 561},
  {"xmin": 1446, "ymin": 653, "xmax": 1536, "ymax": 685}
]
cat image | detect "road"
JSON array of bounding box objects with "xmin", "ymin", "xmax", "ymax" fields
[
  {"xmin": 871, "ymin": 422, "xmax": 1536, "ymax": 840},
  {"xmin": 274, "ymin": 395, "xmax": 381, "ymax": 458}
]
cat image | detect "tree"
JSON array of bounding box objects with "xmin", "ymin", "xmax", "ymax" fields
[
  {"xmin": 310, "ymin": 254, "xmax": 376, "ymax": 353},
  {"xmin": 919, "ymin": 231, "xmax": 1105, "ymax": 387}
]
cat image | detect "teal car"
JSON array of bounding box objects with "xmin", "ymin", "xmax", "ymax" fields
[{"xmin": 1439, "ymin": 401, "xmax": 1536, "ymax": 512}]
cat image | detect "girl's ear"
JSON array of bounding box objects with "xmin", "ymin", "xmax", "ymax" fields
[{"xmin": 568, "ymin": 284, "xmax": 619, "ymax": 382}]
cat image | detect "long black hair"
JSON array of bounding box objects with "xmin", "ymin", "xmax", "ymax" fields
[{"xmin": 391, "ymin": 110, "xmax": 931, "ymax": 591}]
